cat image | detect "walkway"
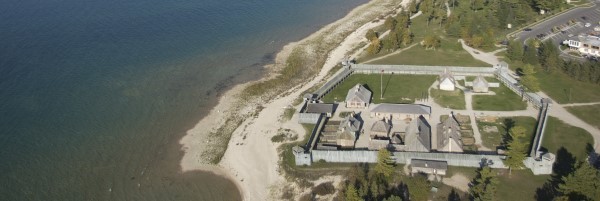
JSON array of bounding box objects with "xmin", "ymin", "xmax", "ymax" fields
[{"xmin": 560, "ymin": 102, "xmax": 600, "ymax": 107}]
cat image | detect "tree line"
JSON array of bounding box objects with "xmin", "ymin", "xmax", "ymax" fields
[
  {"xmin": 365, "ymin": 9, "xmax": 414, "ymax": 55},
  {"xmin": 443, "ymin": 0, "xmax": 566, "ymax": 49},
  {"xmin": 507, "ymin": 39, "xmax": 600, "ymax": 87}
]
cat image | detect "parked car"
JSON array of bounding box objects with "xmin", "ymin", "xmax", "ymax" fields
[
  {"xmin": 524, "ymin": 28, "xmax": 532, "ymax": 31},
  {"xmin": 568, "ymin": 34, "xmax": 574, "ymax": 37},
  {"xmin": 585, "ymin": 23, "xmax": 592, "ymax": 27},
  {"xmin": 582, "ymin": 16, "xmax": 588, "ymax": 20}
]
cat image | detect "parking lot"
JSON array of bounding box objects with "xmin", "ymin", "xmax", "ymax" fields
[
  {"xmin": 514, "ymin": 3, "xmax": 600, "ymax": 60},
  {"xmin": 516, "ymin": 3, "xmax": 600, "ymax": 42}
]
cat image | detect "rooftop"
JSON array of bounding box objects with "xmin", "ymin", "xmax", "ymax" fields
[
  {"xmin": 345, "ymin": 84, "xmax": 372, "ymax": 103},
  {"xmin": 411, "ymin": 159, "xmax": 448, "ymax": 170},
  {"xmin": 305, "ymin": 103, "xmax": 335, "ymax": 114},
  {"xmin": 371, "ymin": 104, "xmax": 431, "ymax": 115}
]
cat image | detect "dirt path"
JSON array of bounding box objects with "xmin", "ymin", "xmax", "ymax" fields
[{"xmin": 561, "ymin": 102, "xmax": 600, "ymax": 107}]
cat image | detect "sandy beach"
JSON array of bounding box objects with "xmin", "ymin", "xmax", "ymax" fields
[{"xmin": 180, "ymin": 0, "xmax": 408, "ymax": 199}]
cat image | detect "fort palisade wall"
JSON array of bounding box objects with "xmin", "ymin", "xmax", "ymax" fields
[{"xmin": 311, "ymin": 150, "xmax": 507, "ymax": 168}]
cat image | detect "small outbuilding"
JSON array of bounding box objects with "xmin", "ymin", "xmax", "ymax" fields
[
  {"xmin": 438, "ymin": 69, "xmax": 456, "ymax": 91},
  {"xmin": 472, "ymin": 75, "xmax": 489, "ymax": 93},
  {"xmin": 345, "ymin": 84, "xmax": 372, "ymax": 108},
  {"xmin": 305, "ymin": 103, "xmax": 335, "ymax": 117},
  {"xmin": 337, "ymin": 115, "xmax": 361, "ymax": 148},
  {"xmin": 410, "ymin": 159, "xmax": 448, "ymax": 176}
]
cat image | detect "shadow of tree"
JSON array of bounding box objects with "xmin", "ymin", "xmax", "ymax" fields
[
  {"xmin": 535, "ymin": 147, "xmax": 576, "ymax": 200},
  {"xmin": 448, "ymin": 188, "xmax": 461, "ymax": 201}
]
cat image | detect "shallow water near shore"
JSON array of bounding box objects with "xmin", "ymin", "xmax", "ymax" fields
[{"xmin": 0, "ymin": 0, "xmax": 367, "ymax": 199}]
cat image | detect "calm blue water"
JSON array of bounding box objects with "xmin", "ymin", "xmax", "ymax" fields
[{"xmin": 0, "ymin": 0, "xmax": 367, "ymax": 199}]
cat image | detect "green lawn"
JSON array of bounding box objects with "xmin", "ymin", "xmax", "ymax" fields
[
  {"xmin": 472, "ymin": 84, "xmax": 527, "ymax": 111},
  {"xmin": 359, "ymin": 15, "xmax": 490, "ymax": 67},
  {"xmin": 430, "ymin": 88, "xmax": 466, "ymax": 110},
  {"xmin": 366, "ymin": 39, "xmax": 491, "ymax": 67},
  {"xmin": 321, "ymin": 74, "xmax": 435, "ymax": 104},
  {"xmin": 566, "ymin": 104, "xmax": 600, "ymax": 129},
  {"xmin": 536, "ymin": 71, "xmax": 600, "ymax": 103},
  {"xmin": 477, "ymin": 116, "xmax": 537, "ymax": 150},
  {"xmin": 496, "ymin": 170, "xmax": 551, "ymax": 201},
  {"xmin": 541, "ymin": 117, "xmax": 594, "ymax": 160},
  {"xmin": 443, "ymin": 167, "xmax": 550, "ymax": 201}
]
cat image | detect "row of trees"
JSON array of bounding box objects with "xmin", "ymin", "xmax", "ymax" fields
[
  {"xmin": 507, "ymin": 39, "xmax": 600, "ymax": 86},
  {"xmin": 444, "ymin": 0, "xmax": 566, "ymax": 49},
  {"xmin": 365, "ymin": 9, "xmax": 414, "ymax": 56}
]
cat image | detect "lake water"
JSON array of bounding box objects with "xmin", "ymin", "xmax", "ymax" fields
[{"xmin": 0, "ymin": 0, "xmax": 368, "ymax": 199}]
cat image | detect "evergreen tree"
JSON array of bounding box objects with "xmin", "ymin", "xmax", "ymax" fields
[
  {"xmin": 539, "ymin": 40, "xmax": 560, "ymax": 72},
  {"xmin": 374, "ymin": 149, "xmax": 395, "ymax": 178},
  {"xmin": 507, "ymin": 40, "xmax": 524, "ymax": 61},
  {"xmin": 367, "ymin": 38, "xmax": 382, "ymax": 55},
  {"xmin": 406, "ymin": 174, "xmax": 430, "ymax": 201},
  {"xmin": 558, "ymin": 161, "xmax": 600, "ymax": 200},
  {"xmin": 423, "ymin": 35, "xmax": 441, "ymax": 50},
  {"xmin": 384, "ymin": 16, "xmax": 397, "ymax": 31},
  {"xmin": 521, "ymin": 74, "xmax": 540, "ymax": 92},
  {"xmin": 396, "ymin": 10, "xmax": 410, "ymax": 29},
  {"xmin": 408, "ymin": 0, "xmax": 418, "ymax": 14},
  {"xmin": 365, "ymin": 29, "xmax": 378, "ymax": 41},
  {"xmin": 383, "ymin": 195, "xmax": 402, "ymax": 201},
  {"xmin": 470, "ymin": 166, "xmax": 498, "ymax": 201},
  {"xmin": 345, "ymin": 185, "xmax": 362, "ymax": 201},
  {"xmin": 523, "ymin": 40, "xmax": 539, "ymax": 65},
  {"xmin": 401, "ymin": 28, "xmax": 413, "ymax": 46},
  {"xmin": 505, "ymin": 126, "xmax": 527, "ymax": 174},
  {"xmin": 435, "ymin": 7, "xmax": 447, "ymax": 27},
  {"xmin": 472, "ymin": 0, "xmax": 484, "ymax": 11}
]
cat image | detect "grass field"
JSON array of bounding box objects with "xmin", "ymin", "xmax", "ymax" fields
[
  {"xmin": 472, "ymin": 84, "xmax": 527, "ymax": 111},
  {"xmin": 359, "ymin": 15, "xmax": 490, "ymax": 67},
  {"xmin": 366, "ymin": 39, "xmax": 491, "ymax": 66},
  {"xmin": 443, "ymin": 166, "xmax": 550, "ymax": 201},
  {"xmin": 430, "ymin": 88, "xmax": 466, "ymax": 110},
  {"xmin": 321, "ymin": 74, "xmax": 435, "ymax": 104},
  {"xmin": 477, "ymin": 116, "xmax": 537, "ymax": 150},
  {"xmin": 496, "ymin": 170, "xmax": 551, "ymax": 201},
  {"xmin": 541, "ymin": 117, "xmax": 594, "ymax": 160},
  {"xmin": 566, "ymin": 104, "xmax": 600, "ymax": 129},
  {"xmin": 536, "ymin": 72, "xmax": 600, "ymax": 103}
]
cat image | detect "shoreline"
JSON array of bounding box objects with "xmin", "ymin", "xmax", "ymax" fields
[{"xmin": 179, "ymin": 0, "xmax": 407, "ymax": 199}]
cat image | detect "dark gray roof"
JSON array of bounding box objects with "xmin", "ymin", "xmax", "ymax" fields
[
  {"xmin": 339, "ymin": 115, "xmax": 361, "ymax": 133},
  {"xmin": 437, "ymin": 114, "xmax": 462, "ymax": 148},
  {"xmin": 371, "ymin": 104, "xmax": 431, "ymax": 115},
  {"xmin": 371, "ymin": 119, "xmax": 391, "ymax": 133},
  {"xmin": 345, "ymin": 84, "xmax": 372, "ymax": 103},
  {"xmin": 411, "ymin": 159, "xmax": 448, "ymax": 170},
  {"xmin": 305, "ymin": 103, "xmax": 334, "ymax": 114},
  {"xmin": 303, "ymin": 93, "xmax": 317, "ymax": 100},
  {"xmin": 417, "ymin": 116, "xmax": 431, "ymax": 151}
]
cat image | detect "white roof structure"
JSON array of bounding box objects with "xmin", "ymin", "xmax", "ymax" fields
[{"xmin": 345, "ymin": 84, "xmax": 372, "ymax": 103}]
